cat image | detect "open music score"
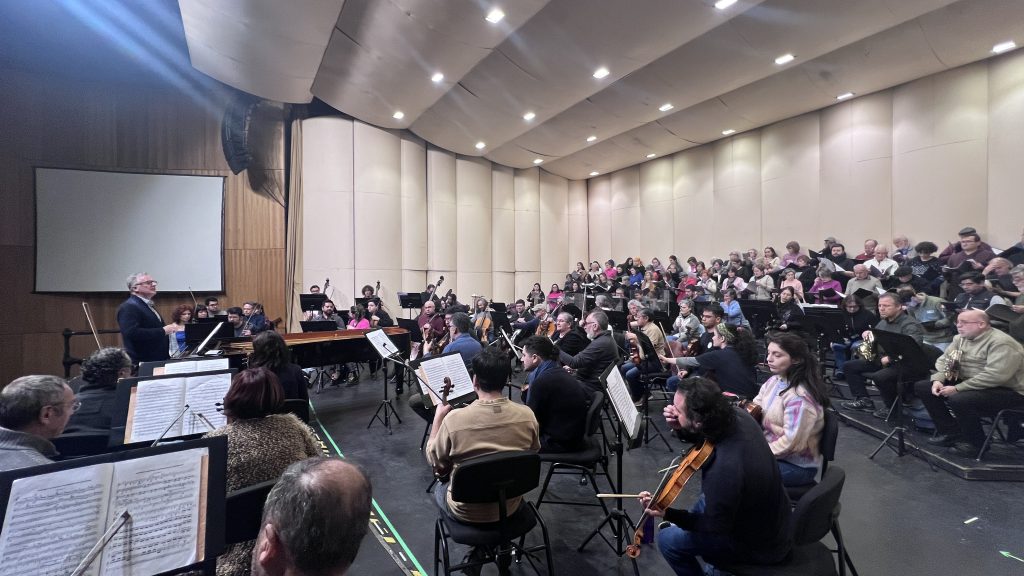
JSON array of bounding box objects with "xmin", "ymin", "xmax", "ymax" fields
[
  {"xmin": 124, "ymin": 370, "xmax": 233, "ymax": 443},
  {"xmin": 0, "ymin": 447, "xmax": 210, "ymax": 576},
  {"xmin": 416, "ymin": 352, "xmax": 476, "ymax": 408},
  {"xmin": 157, "ymin": 358, "xmax": 229, "ymax": 376},
  {"xmin": 602, "ymin": 363, "xmax": 643, "ymax": 440}
]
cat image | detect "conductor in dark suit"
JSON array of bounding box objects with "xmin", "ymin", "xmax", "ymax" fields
[{"xmin": 117, "ymin": 272, "xmax": 178, "ymax": 365}]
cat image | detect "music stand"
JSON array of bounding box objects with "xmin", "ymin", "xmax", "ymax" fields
[
  {"xmin": 801, "ymin": 307, "xmax": 846, "ymax": 389},
  {"xmin": 363, "ymin": 328, "xmax": 405, "ymax": 434},
  {"xmin": 300, "ymin": 320, "xmax": 338, "ymax": 333},
  {"xmin": 739, "ymin": 300, "xmax": 778, "ymax": 339},
  {"xmin": 299, "ymin": 293, "xmax": 327, "ymax": 313},
  {"xmin": 398, "ymin": 292, "xmax": 424, "ymax": 320},
  {"xmin": 606, "ymin": 310, "xmax": 628, "ymax": 332},
  {"xmin": 866, "ymin": 330, "xmax": 931, "ymax": 459}
]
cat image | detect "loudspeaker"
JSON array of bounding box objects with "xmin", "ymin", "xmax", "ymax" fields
[{"xmin": 221, "ymin": 94, "xmax": 260, "ymax": 175}]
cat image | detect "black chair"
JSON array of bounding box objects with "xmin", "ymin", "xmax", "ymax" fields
[
  {"xmin": 714, "ymin": 466, "xmax": 849, "ymax": 576},
  {"xmin": 281, "ymin": 398, "xmax": 311, "ymax": 423},
  {"xmin": 785, "ymin": 409, "xmax": 858, "ymax": 576},
  {"xmin": 534, "ymin": 392, "xmax": 612, "ymax": 514},
  {"xmin": 978, "ymin": 408, "xmax": 1024, "ymax": 460},
  {"xmin": 434, "ymin": 451, "xmax": 554, "ymax": 576},
  {"xmin": 224, "ymin": 479, "xmax": 277, "ymax": 545},
  {"xmin": 52, "ymin": 431, "xmax": 114, "ymax": 458}
]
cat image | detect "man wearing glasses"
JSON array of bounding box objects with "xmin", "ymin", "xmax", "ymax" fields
[
  {"xmin": 117, "ymin": 272, "xmax": 181, "ymax": 365},
  {"xmin": 915, "ymin": 309, "xmax": 1024, "ymax": 456},
  {"xmin": 0, "ymin": 375, "xmax": 78, "ymax": 470},
  {"xmin": 558, "ymin": 310, "xmax": 619, "ymax": 394}
]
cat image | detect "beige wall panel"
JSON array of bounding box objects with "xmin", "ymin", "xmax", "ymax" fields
[
  {"xmin": 673, "ymin": 147, "xmax": 715, "ymax": 262},
  {"xmin": 732, "ymin": 132, "xmax": 763, "ymax": 188},
  {"xmin": 567, "ymin": 179, "xmax": 589, "ymax": 265},
  {"xmin": 610, "ymin": 167, "xmax": 641, "ymax": 260},
  {"xmin": 610, "ymin": 166, "xmax": 640, "ymax": 211},
  {"xmin": 639, "ymin": 158, "xmax": 674, "ymax": 262},
  {"xmin": 762, "ymin": 172, "xmax": 820, "ymax": 251},
  {"xmin": 426, "ymin": 270, "xmax": 456, "ymax": 300},
  {"xmin": 514, "ymin": 272, "xmax": 539, "ymax": 303},
  {"xmin": 354, "ymin": 123, "xmax": 401, "ymax": 282},
  {"xmin": 639, "ymin": 158, "xmax": 673, "ymax": 205},
  {"xmin": 401, "ymin": 136, "xmax": 428, "ymax": 270},
  {"xmin": 457, "ymin": 272, "xmax": 493, "ymax": 305},
  {"xmin": 894, "ymin": 64, "xmax": 988, "ymax": 155},
  {"xmin": 491, "ymin": 272, "xmax": 515, "ymax": 305},
  {"xmin": 492, "ymin": 166, "xmax": 516, "ymax": 272},
  {"xmin": 539, "ymin": 171, "xmax": 569, "ymax": 285},
  {"xmin": 587, "ymin": 176, "xmax": 612, "ymax": 261},
  {"xmin": 846, "ymin": 157, "xmax": 893, "ymax": 251},
  {"xmin": 303, "ymin": 118, "xmax": 354, "ymax": 192},
  {"xmin": 427, "ymin": 147, "xmax": 457, "ymax": 271},
  {"xmin": 514, "ymin": 168, "xmax": 540, "ymax": 273},
  {"xmin": 987, "ymin": 52, "xmax": 1024, "ymax": 247},
  {"xmin": 303, "ymin": 117, "xmax": 354, "ymax": 284},
  {"xmin": 403, "ymin": 270, "xmax": 427, "ymax": 298},
  {"xmin": 761, "ymin": 114, "xmax": 820, "ymax": 183},
  {"xmin": 819, "ymin": 104, "xmax": 854, "ymax": 229},
  {"xmin": 851, "ymin": 91, "xmax": 893, "ymax": 162},
  {"xmin": 893, "ymin": 141, "xmax": 988, "ymax": 248},
  {"xmin": 712, "ymin": 183, "xmax": 762, "ymax": 257},
  {"xmin": 456, "ymin": 157, "xmax": 493, "ymax": 279}
]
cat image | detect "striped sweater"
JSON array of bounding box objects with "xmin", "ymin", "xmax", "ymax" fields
[{"xmin": 752, "ymin": 376, "xmax": 824, "ymax": 470}]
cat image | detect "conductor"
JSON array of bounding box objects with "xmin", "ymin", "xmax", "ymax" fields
[{"xmin": 117, "ymin": 272, "xmax": 179, "ymax": 365}]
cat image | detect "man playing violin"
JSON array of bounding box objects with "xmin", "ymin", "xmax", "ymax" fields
[{"xmin": 638, "ymin": 377, "xmax": 791, "ymax": 575}]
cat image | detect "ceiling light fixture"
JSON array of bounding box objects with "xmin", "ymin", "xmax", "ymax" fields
[
  {"xmin": 431, "ymin": 72, "xmax": 444, "ymax": 83},
  {"xmin": 533, "ymin": 159, "xmax": 543, "ymax": 165},
  {"xmin": 485, "ymin": 8, "xmax": 505, "ymax": 23},
  {"xmin": 714, "ymin": 0, "xmax": 738, "ymax": 9},
  {"xmin": 993, "ymin": 41, "xmax": 1017, "ymax": 54},
  {"xmin": 721, "ymin": 129, "xmax": 736, "ymax": 136},
  {"xmin": 646, "ymin": 153, "xmax": 657, "ymax": 159},
  {"xmin": 523, "ymin": 111, "xmax": 536, "ymax": 121},
  {"xmin": 586, "ymin": 135, "xmax": 597, "ymax": 142},
  {"xmin": 658, "ymin": 103, "xmax": 674, "ymax": 112},
  {"xmin": 589, "ymin": 171, "xmax": 599, "ymax": 177},
  {"xmin": 475, "ymin": 141, "xmax": 486, "ymax": 150},
  {"xmin": 836, "ymin": 92, "xmax": 855, "ymax": 101},
  {"xmin": 392, "ymin": 111, "xmax": 405, "ymax": 120},
  {"xmin": 593, "ymin": 67, "xmax": 610, "ymax": 79},
  {"xmin": 774, "ymin": 53, "xmax": 795, "ymax": 65}
]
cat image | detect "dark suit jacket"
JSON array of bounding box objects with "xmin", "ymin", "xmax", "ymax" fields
[
  {"xmin": 558, "ymin": 331, "xmax": 619, "ymax": 393},
  {"xmin": 117, "ymin": 294, "xmax": 169, "ymax": 364}
]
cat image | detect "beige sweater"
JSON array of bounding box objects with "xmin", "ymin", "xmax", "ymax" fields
[{"xmin": 931, "ymin": 329, "xmax": 1024, "ymax": 395}]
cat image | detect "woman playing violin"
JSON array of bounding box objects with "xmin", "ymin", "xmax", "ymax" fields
[{"xmin": 636, "ymin": 377, "xmax": 792, "ymax": 575}]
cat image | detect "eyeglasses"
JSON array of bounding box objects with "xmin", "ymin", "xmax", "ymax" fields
[
  {"xmin": 134, "ymin": 280, "xmax": 158, "ymax": 287},
  {"xmin": 49, "ymin": 400, "xmax": 82, "ymax": 413},
  {"xmin": 956, "ymin": 320, "xmax": 984, "ymax": 326}
]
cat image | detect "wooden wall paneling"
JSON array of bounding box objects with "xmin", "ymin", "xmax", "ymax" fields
[{"xmin": 0, "ymin": 335, "xmax": 24, "ymax": 387}]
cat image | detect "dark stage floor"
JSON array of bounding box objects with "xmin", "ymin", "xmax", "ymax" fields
[{"xmin": 308, "ymin": 370, "xmax": 1024, "ymax": 576}]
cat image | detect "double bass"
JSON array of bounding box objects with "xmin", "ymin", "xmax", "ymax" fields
[{"xmin": 627, "ymin": 441, "xmax": 715, "ymax": 558}]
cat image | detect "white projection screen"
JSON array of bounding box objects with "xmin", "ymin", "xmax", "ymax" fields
[{"xmin": 35, "ymin": 168, "xmax": 224, "ymax": 293}]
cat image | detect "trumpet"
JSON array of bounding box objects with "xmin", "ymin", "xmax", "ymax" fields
[{"xmin": 857, "ymin": 331, "xmax": 877, "ymax": 362}]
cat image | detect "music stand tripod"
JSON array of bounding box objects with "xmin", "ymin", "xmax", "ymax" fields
[
  {"xmin": 579, "ymin": 371, "xmax": 640, "ymax": 576},
  {"xmin": 366, "ymin": 345, "xmax": 406, "ymax": 434},
  {"xmin": 867, "ymin": 331, "xmax": 930, "ymax": 459}
]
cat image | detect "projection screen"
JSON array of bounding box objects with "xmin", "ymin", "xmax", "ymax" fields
[{"xmin": 35, "ymin": 168, "xmax": 224, "ymax": 293}]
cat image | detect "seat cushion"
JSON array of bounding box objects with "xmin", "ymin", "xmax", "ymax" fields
[
  {"xmin": 442, "ymin": 504, "xmax": 538, "ymax": 546},
  {"xmin": 538, "ymin": 439, "xmax": 602, "ymax": 466}
]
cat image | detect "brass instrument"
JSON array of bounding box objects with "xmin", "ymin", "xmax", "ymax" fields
[
  {"xmin": 857, "ymin": 330, "xmax": 877, "ymax": 362},
  {"xmin": 944, "ymin": 341, "xmax": 963, "ymax": 384}
]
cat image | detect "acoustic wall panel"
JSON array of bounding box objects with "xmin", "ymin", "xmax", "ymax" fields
[
  {"xmin": 514, "ymin": 167, "xmax": 540, "ymax": 285},
  {"xmin": 427, "ymin": 146, "xmax": 457, "ymax": 271},
  {"xmin": 354, "ymin": 122, "xmax": 402, "ymax": 310},
  {"xmin": 491, "ymin": 166, "xmax": 516, "ymax": 277},
  {"xmin": 401, "ymin": 135, "xmax": 428, "ymax": 271},
  {"xmin": 639, "ymin": 157, "xmax": 674, "ymax": 263},
  {"xmin": 587, "ymin": 175, "xmax": 612, "ymax": 262},
  {"xmin": 985, "ymin": 50, "xmax": 1024, "ymax": 248},
  {"xmin": 673, "ymin": 147, "xmax": 715, "ymax": 262},
  {"xmin": 539, "ymin": 170, "xmax": 569, "ymax": 291},
  {"xmin": 456, "ymin": 156, "xmax": 493, "ymax": 299},
  {"xmin": 567, "ymin": 179, "xmax": 589, "ymax": 269},
  {"xmin": 761, "ymin": 115, "xmax": 820, "ymax": 251},
  {"xmin": 610, "ymin": 166, "xmax": 641, "ymax": 262},
  {"xmin": 712, "ymin": 133, "xmax": 762, "ymax": 255}
]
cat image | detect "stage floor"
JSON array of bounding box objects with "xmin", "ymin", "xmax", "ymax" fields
[{"xmin": 309, "ymin": 370, "xmax": 1024, "ymax": 576}]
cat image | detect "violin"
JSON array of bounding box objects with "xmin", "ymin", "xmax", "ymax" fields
[
  {"xmin": 627, "ymin": 441, "xmax": 715, "ymax": 558},
  {"xmin": 432, "ymin": 377, "xmax": 456, "ymax": 478},
  {"xmin": 536, "ymin": 317, "xmax": 556, "ymax": 338}
]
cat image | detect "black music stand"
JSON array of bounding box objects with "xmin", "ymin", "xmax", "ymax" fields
[
  {"xmin": 362, "ymin": 328, "xmax": 404, "ymax": 434},
  {"xmin": 866, "ymin": 331, "xmax": 931, "ymax": 459},
  {"xmin": 606, "ymin": 310, "xmax": 628, "ymax": 332},
  {"xmin": 739, "ymin": 300, "xmax": 778, "ymax": 339},
  {"xmin": 801, "ymin": 307, "xmax": 846, "ymax": 389},
  {"xmin": 399, "ymin": 292, "xmax": 424, "ymax": 319},
  {"xmin": 300, "ymin": 293, "xmax": 327, "ymax": 313},
  {"xmin": 300, "ymin": 320, "xmax": 338, "ymax": 333}
]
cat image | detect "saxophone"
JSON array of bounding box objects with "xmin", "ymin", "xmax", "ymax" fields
[
  {"xmin": 944, "ymin": 340, "xmax": 963, "ymax": 384},
  {"xmin": 857, "ymin": 330, "xmax": 877, "ymax": 362}
]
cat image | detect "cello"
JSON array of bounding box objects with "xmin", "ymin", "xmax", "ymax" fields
[{"xmin": 626, "ymin": 441, "xmax": 715, "ymax": 558}]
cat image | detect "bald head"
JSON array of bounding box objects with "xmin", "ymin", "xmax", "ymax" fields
[{"xmin": 956, "ymin": 309, "xmax": 990, "ymax": 340}]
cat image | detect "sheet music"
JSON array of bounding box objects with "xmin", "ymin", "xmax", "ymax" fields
[
  {"xmin": 365, "ymin": 328, "xmax": 398, "ymax": 359},
  {"xmin": 183, "ymin": 373, "xmax": 231, "ymax": 433},
  {"xmin": 163, "ymin": 358, "xmax": 229, "ymax": 375},
  {"xmin": 604, "ymin": 367, "xmax": 642, "ymax": 440},
  {"xmin": 0, "ymin": 464, "xmax": 112, "ymax": 576},
  {"xmin": 129, "ymin": 379, "xmax": 187, "ymax": 442},
  {"xmin": 418, "ymin": 354, "xmax": 474, "ymax": 401},
  {"xmin": 100, "ymin": 448, "xmax": 205, "ymax": 576}
]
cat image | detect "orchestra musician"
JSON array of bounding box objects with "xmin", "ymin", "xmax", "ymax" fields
[
  {"xmin": 638, "ymin": 377, "xmax": 791, "ymax": 575},
  {"xmin": 472, "ymin": 297, "xmax": 495, "ymax": 344},
  {"xmin": 408, "ymin": 312, "xmax": 483, "ymax": 423},
  {"xmin": 551, "ymin": 311, "xmax": 588, "ymax": 356},
  {"xmin": 622, "ymin": 308, "xmax": 668, "ymax": 403},
  {"xmin": 417, "ymin": 300, "xmax": 446, "ymax": 349}
]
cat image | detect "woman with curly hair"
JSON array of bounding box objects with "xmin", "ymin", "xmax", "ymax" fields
[{"xmin": 659, "ymin": 323, "xmax": 759, "ymax": 399}]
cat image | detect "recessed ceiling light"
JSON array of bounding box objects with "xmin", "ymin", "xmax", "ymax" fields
[
  {"xmin": 722, "ymin": 129, "xmax": 736, "ymax": 136},
  {"xmin": 836, "ymin": 92, "xmax": 855, "ymax": 101},
  {"xmin": 774, "ymin": 53, "xmax": 795, "ymax": 65},
  {"xmin": 646, "ymin": 153, "xmax": 657, "ymax": 159},
  {"xmin": 586, "ymin": 135, "xmax": 597, "ymax": 142},
  {"xmin": 993, "ymin": 41, "xmax": 1017, "ymax": 54},
  {"xmin": 714, "ymin": 0, "xmax": 738, "ymax": 9},
  {"xmin": 523, "ymin": 111, "xmax": 536, "ymax": 121},
  {"xmin": 485, "ymin": 8, "xmax": 505, "ymax": 23},
  {"xmin": 593, "ymin": 67, "xmax": 610, "ymax": 79},
  {"xmin": 658, "ymin": 103, "xmax": 674, "ymax": 112},
  {"xmin": 431, "ymin": 72, "xmax": 444, "ymax": 83},
  {"xmin": 475, "ymin": 141, "xmax": 486, "ymax": 150},
  {"xmin": 533, "ymin": 158, "xmax": 543, "ymax": 165},
  {"xmin": 392, "ymin": 111, "xmax": 405, "ymax": 120},
  {"xmin": 589, "ymin": 171, "xmax": 599, "ymax": 177}
]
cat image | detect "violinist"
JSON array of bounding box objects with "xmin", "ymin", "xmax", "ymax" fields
[
  {"xmin": 512, "ymin": 304, "xmax": 547, "ymax": 337},
  {"xmin": 408, "ymin": 312, "xmax": 483, "ymax": 423},
  {"xmin": 637, "ymin": 377, "xmax": 791, "ymax": 575},
  {"xmin": 622, "ymin": 308, "xmax": 667, "ymax": 403}
]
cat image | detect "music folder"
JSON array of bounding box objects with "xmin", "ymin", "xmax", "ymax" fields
[
  {"xmin": 364, "ymin": 327, "xmax": 403, "ymax": 359},
  {"xmin": 415, "ymin": 351, "xmax": 476, "ymax": 409},
  {"xmin": 600, "ymin": 363, "xmax": 642, "ymax": 441},
  {"xmin": 0, "ymin": 436, "xmax": 227, "ymax": 576},
  {"xmin": 112, "ymin": 369, "xmax": 236, "ymax": 445}
]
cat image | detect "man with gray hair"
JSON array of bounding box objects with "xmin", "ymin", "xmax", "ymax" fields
[
  {"xmin": 559, "ymin": 309, "xmax": 619, "ymax": 394},
  {"xmin": 251, "ymin": 457, "xmax": 372, "ymax": 576},
  {"xmin": 117, "ymin": 272, "xmax": 179, "ymax": 365},
  {"xmin": 0, "ymin": 375, "xmax": 77, "ymax": 470}
]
